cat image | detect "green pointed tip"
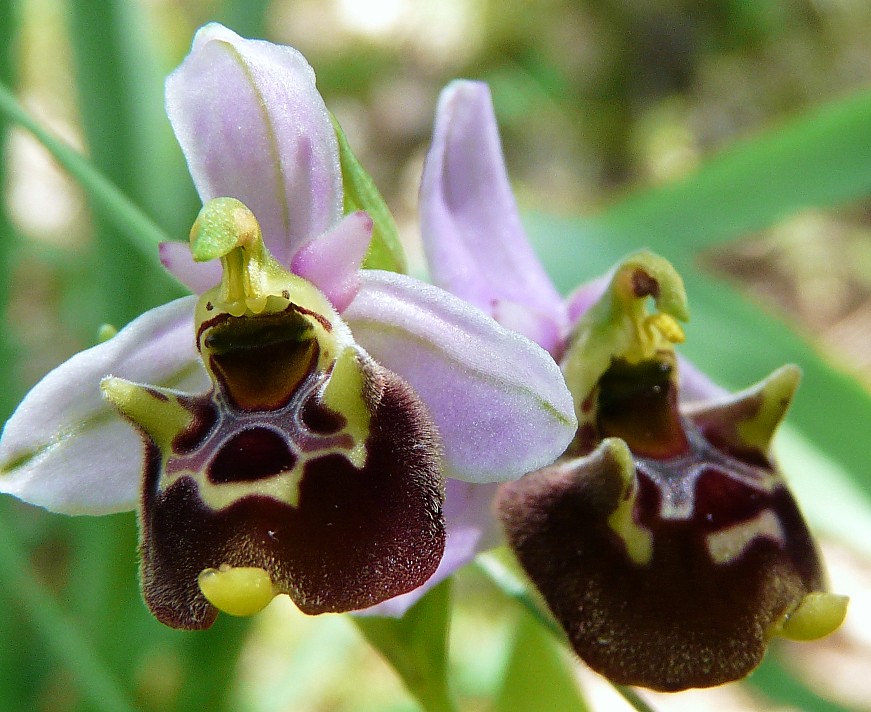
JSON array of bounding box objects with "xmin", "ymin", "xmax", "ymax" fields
[
  {"xmin": 189, "ymin": 197, "xmax": 262, "ymax": 262},
  {"xmin": 100, "ymin": 376, "xmax": 192, "ymax": 449},
  {"xmin": 737, "ymin": 364, "xmax": 802, "ymax": 451}
]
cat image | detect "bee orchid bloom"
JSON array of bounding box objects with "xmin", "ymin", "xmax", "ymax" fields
[
  {"xmin": 0, "ymin": 27, "xmax": 577, "ymax": 630},
  {"xmin": 420, "ymin": 79, "xmax": 847, "ymax": 690}
]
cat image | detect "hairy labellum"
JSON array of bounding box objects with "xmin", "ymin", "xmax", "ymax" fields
[
  {"xmin": 103, "ymin": 199, "xmax": 445, "ymax": 629},
  {"xmin": 498, "ymin": 253, "xmax": 847, "ymax": 690}
]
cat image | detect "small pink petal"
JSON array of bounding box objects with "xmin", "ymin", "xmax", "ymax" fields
[
  {"xmin": 291, "ymin": 211, "xmax": 373, "ymax": 312},
  {"xmin": 159, "ymin": 241, "xmax": 222, "ymax": 294}
]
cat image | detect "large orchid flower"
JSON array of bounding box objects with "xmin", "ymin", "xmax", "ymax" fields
[
  {"xmin": 0, "ymin": 25, "xmax": 577, "ymax": 630},
  {"xmin": 420, "ymin": 79, "xmax": 848, "ymax": 690}
]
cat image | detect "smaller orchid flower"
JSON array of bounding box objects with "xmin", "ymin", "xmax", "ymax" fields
[
  {"xmin": 0, "ymin": 26, "xmax": 576, "ymax": 630},
  {"xmin": 420, "ymin": 79, "xmax": 848, "ymax": 691}
]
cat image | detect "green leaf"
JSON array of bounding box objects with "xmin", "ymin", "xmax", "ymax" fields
[
  {"xmin": 494, "ymin": 608, "xmax": 590, "ymax": 712},
  {"xmin": 586, "ymin": 89, "xmax": 871, "ymax": 256},
  {"xmin": 354, "ymin": 580, "xmax": 458, "ymax": 712},
  {"xmin": 332, "ymin": 114, "xmax": 407, "ymax": 274}
]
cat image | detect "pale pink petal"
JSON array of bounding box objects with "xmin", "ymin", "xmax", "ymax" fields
[{"xmin": 159, "ymin": 241, "xmax": 221, "ymax": 294}]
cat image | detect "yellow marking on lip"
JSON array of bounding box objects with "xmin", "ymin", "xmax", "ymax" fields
[
  {"xmin": 705, "ymin": 509, "xmax": 784, "ymax": 565},
  {"xmin": 100, "ymin": 377, "xmax": 193, "ymax": 451}
]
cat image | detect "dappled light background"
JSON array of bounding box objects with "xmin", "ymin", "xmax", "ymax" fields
[{"xmin": 3, "ymin": 1, "xmax": 871, "ymax": 710}]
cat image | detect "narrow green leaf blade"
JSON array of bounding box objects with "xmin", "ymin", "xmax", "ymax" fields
[
  {"xmin": 0, "ymin": 0, "xmax": 19, "ymax": 423},
  {"xmin": 68, "ymin": 0, "xmax": 185, "ymax": 328},
  {"xmin": 0, "ymin": 82, "xmax": 176, "ymax": 277},
  {"xmin": 748, "ymin": 650, "xmax": 853, "ymax": 712},
  {"xmin": 587, "ymin": 89, "xmax": 871, "ymax": 255},
  {"xmin": 332, "ymin": 114, "xmax": 407, "ymax": 273}
]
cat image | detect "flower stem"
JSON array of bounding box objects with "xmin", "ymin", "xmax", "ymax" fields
[
  {"xmin": 475, "ymin": 553, "xmax": 660, "ymax": 712},
  {"xmin": 0, "ymin": 511, "xmax": 139, "ymax": 712},
  {"xmin": 353, "ymin": 580, "xmax": 459, "ymax": 712}
]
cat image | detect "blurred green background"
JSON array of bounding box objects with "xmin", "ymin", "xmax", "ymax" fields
[{"xmin": 3, "ymin": 0, "xmax": 871, "ymax": 710}]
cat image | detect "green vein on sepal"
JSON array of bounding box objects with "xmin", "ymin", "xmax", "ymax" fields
[{"xmin": 331, "ymin": 113, "xmax": 407, "ymax": 274}]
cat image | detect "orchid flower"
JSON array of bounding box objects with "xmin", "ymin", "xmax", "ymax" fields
[
  {"xmin": 420, "ymin": 79, "xmax": 848, "ymax": 690},
  {"xmin": 0, "ymin": 25, "xmax": 577, "ymax": 630}
]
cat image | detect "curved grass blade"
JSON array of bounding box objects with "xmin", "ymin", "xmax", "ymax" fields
[
  {"xmin": 0, "ymin": 83, "xmax": 178, "ymax": 287},
  {"xmin": 0, "ymin": 0, "xmax": 19, "ymax": 423},
  {"xmin": 0, "ymin": 510, "xmax": 139, "ymax": 712},
  {"xmin": 588, "ymin": 89, "xmax": 871, "ymax": 255}
]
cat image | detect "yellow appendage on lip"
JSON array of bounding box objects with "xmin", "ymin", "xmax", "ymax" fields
[
  {"xmin": 771, "ymin": 591, "xmax": 849, "ymax": 641},
  {"xmin": 198, "ymin": 565, "xmax": 277, "ymax": 617}
]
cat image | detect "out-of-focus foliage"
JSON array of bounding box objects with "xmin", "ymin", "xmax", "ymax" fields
[{"xmin": 3, "ymin": 1, "xmax": 871, "ymax": 711}]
